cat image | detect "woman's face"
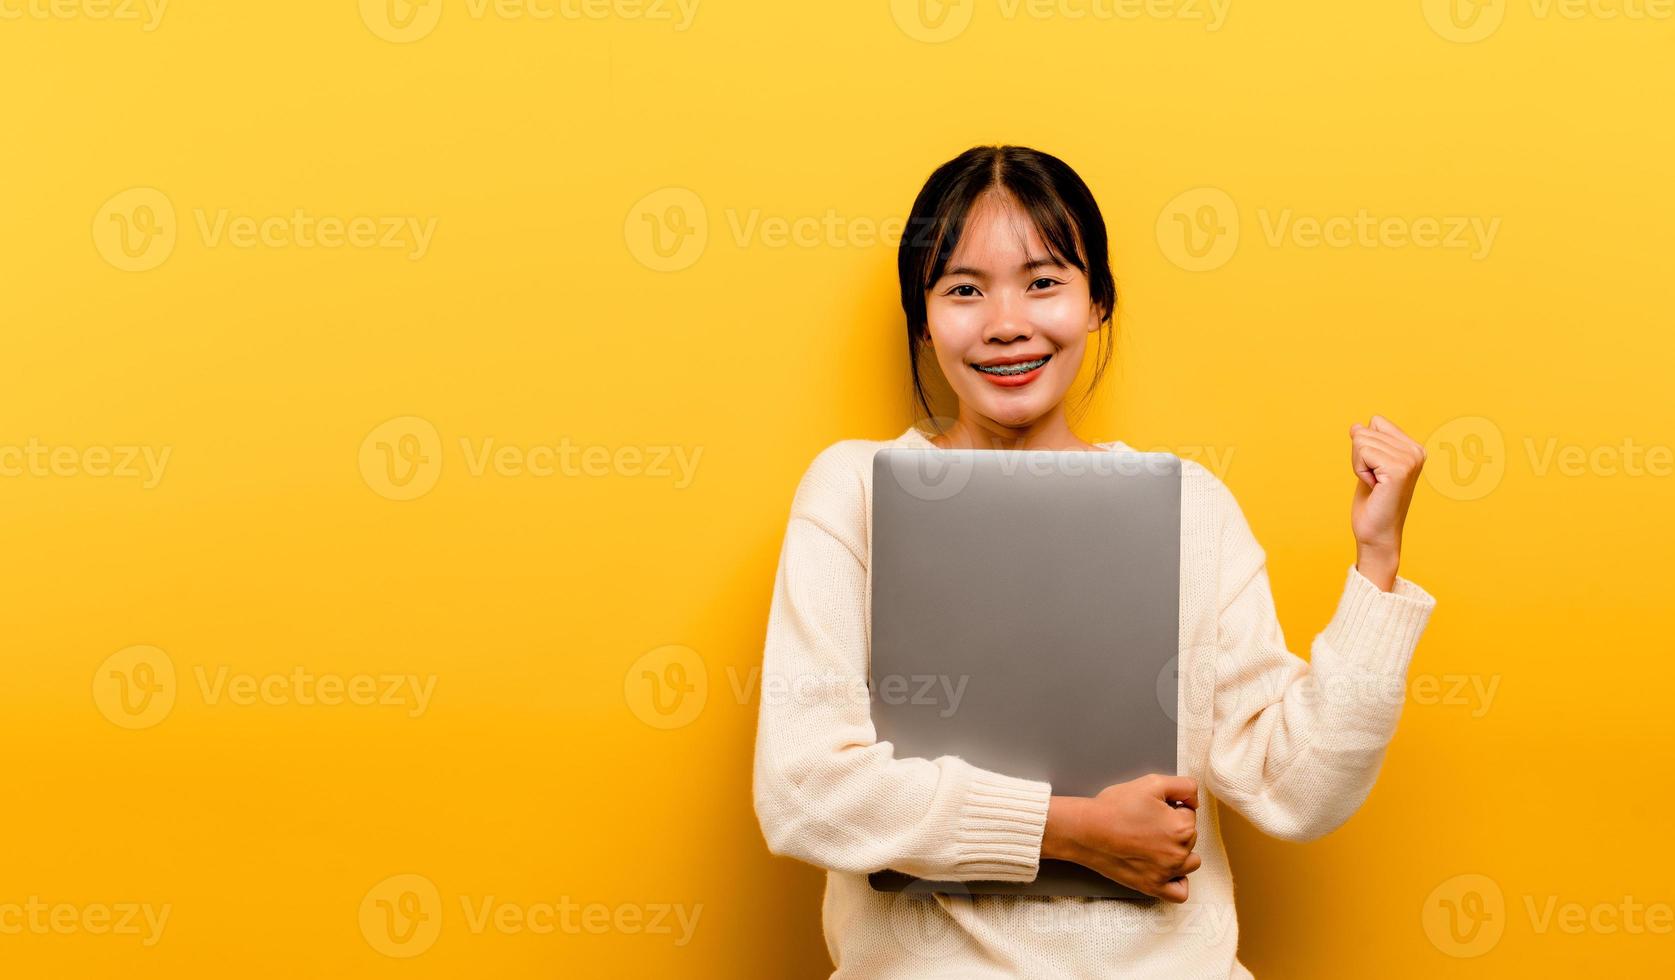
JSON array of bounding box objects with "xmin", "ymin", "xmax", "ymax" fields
[{"xmin": 923, "ymin": 191, "xmax": 1102, "ymax": 430}]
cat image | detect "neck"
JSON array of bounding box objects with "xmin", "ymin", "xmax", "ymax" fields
[{"xmin": 927, "ymin": 405, "xmax": 1098, "ymax": 452}]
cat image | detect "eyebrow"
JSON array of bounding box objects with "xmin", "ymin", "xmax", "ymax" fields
[{"xmin": 939, "ymin": 257, "xmax": 1068, "ymax": 280}]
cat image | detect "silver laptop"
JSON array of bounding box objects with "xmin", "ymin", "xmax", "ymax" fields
[{"xmin": 868, "ymin": 445, "xmax": 1181, "ymax": 899}]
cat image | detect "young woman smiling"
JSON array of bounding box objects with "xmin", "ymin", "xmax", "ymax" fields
[{"xmin": 752, "ymin": 145, "xmax": 1438, "ymax": 978}]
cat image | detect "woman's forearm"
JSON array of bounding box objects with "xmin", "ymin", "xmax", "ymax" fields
[
  {"xmin": 1355, "ymin": 543, "xmax": 1399, "ymax": 592},
  {"xmin": 1041, "ymin": 795, "xmax": 1089, "ymax": 863}
]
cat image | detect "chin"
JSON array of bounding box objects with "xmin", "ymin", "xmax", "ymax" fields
[{"xmin": 981, "ymin": 398, "xmax": 1049, "ymax": 428}]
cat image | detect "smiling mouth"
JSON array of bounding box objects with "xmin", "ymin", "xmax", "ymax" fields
[{"xmin": 972, "ymin": 355, "xmax": 1051, "ymax": 376}]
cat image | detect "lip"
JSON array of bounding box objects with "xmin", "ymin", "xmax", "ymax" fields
[
  {"xmin": 970, "ymin": 353, "xmax": 1051, "ymax": 388},
  {"xmin": 974, "ymin": 353, "xmax": 1052, "ymax": 367}
]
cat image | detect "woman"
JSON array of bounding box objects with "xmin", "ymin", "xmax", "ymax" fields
[{"xmin": 752, "ymin": 145, "xmax": 1437, "ymax": 977}]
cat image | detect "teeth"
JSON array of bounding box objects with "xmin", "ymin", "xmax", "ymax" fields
[{"xmin": 974, "ymin": 356, "xmax": 1049, "ymax": 376}]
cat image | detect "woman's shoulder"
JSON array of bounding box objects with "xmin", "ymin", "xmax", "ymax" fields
[
  {"xmin": 786, "ymin": 430, "xmax": 918, "ymax": 522},
  {"xmin": 802, "ymin": 426, "xmax": 930, "ymax": 475},
  {"xmin": 1102, "ymin": 442, "xmax": 1237, "ymax": 511},
  {"xmin": 1105, "ymin": 446, "xmax": 1252, "ymax": 555}
]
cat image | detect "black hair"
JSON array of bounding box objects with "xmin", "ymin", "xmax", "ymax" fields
[{"xmin": 897, "ymin": 145, "xmax": 1117, "ymax": 428}]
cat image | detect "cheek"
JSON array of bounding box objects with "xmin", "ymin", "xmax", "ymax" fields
[
  {"xmin": 926, "ymin": 297, "xmax": 986, "ymax": 342},
  {"xmin": 1035, "ymin": 292, "xmax": 1094, "ymax": 341}
]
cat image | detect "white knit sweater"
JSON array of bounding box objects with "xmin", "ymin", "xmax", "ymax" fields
[{"xmin": 752, "ymin": 425, "xmax": 1438, "ymax": 978}]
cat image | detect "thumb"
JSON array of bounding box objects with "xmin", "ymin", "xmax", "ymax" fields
[
  {"xmin": 1350, "ymin": 424, "xmax": 1379, "ymax": 490},
  {"xmin": 1153, "ymin": 775, "xmax": 1199, "ymax": 810}
]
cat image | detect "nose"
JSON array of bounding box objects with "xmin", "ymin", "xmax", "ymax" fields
[{"xmin": 982, "ymin": 287, "xmax": 1033, "ymax": 345}]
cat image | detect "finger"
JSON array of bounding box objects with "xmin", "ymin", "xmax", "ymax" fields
[
  {"xmin": 1351, "ymin": 433, "xmax": 1382, "ymax": 488},
  {"xmin": 1154, "ymin": 775, "xmax": 1198, "ymax": 809},
  {"xmin": 1355, "ymin": 431, "xmax": 1422, "ymax": 484},
  {"xmin": 1180, "ymin": 851, "xmax": 1203, "ymax": 876},
  {"xmin": 1352, "ymin": 431, "xmax": 1412, "ymax": 486},
  {"xmin": 1369, "ymin": 415, "xmax": 1416, "ymax": 445},
  {"xmin": 1357, "ymin": 425, "xmax": 1419, "ymax": 456},
  {"xmin": 1157, "ymin": 877, "xmax": 1189, "ymax": 904},
  {"xmin": 1356, "ymin": 417, "xmax": 1422, "ymax": 453},
  {"xmin": 1354, "ymin": 431, "xmax": 1404, "ymax": 466}
]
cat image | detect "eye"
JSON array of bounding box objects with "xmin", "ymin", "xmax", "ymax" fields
[
  {"xmin": 946, "ymin": 284, "xmax": 982, "ymax": 298},
  {"xmin": 1029, "ymin": 276, "xmax": 1063, "ymax": 290}
]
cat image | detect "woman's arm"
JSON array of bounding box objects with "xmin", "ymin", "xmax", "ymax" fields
[
  {"xmin": 751, "ymin": 443, "xmax": 1052, "ymax": 882},
  {"xmin": 1204, "ymin": 417, "xmax": 1437, "ymax": 841}
]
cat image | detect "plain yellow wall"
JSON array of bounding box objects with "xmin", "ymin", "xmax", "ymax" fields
[{"xmin": 3, "ymin": 1, "xmax": 1673, "ymax": 976}]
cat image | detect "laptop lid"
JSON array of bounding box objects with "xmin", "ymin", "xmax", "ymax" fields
[{"xmin": 868, "ymin": 445, "xmax": 1181, "ymax": 898}]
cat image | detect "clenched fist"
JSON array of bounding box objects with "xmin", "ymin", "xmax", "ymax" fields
[
  {"xmin": 1348, "ymin": 415, "xmax": 1426, "ymax": 590},
  {"xmin": 1041, "ymin": 774, "xmax": 1202, "ymax": 903}
]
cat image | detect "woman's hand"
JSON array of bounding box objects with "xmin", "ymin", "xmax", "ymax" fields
[
  {"xmin": 1349, "ymin": 415, "xmax": 1427, "ymax": 591},
  {"xmin": 1041, "ymin": 774, "xmax": 1201, "ymax": 903}
]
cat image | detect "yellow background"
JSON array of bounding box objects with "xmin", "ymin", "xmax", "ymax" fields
[{"xmin": 3, "ymin": 0, "xmax": 1672, "ymax": 975}]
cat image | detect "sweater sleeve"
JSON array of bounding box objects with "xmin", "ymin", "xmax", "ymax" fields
[
  {"xmin": 1203, "ymin": 477, "xmax": 1437, "ymax": 842},
  {"xmin": 751, "ymin": 444, "xmax": 1053, "ymax": 882}
]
